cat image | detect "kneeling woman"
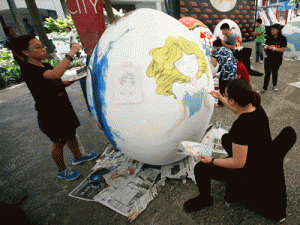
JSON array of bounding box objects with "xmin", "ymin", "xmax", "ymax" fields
[
  {"xmin": 184, "ymin": 79, "xmax": 272, "ymax": 213},
  {"xmin": 16, "ymin": 35, "xmax": 98, "ymax": 181}
]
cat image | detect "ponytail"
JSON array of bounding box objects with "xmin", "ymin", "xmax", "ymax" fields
[
  {"xmin": 227, "ymin": 79, "xmax": 261, "ymax": 108},
  {"xmin": 249, "ymin": 90, "xmax": 261, "ymax": 108}
]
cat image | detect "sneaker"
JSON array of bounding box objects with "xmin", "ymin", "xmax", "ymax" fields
[
  {"xmin": 57, "ymin": 169, "xmax": 80, "ymax": 181},
  {"xmin": 183, "ymin": 196, "xmax": 213, "ymax": 212},
  {"xmin": 259, "ymin": 60, "xmax": 264, "ymax": 64},
  {"xmin": 258, "ymin": 89, "xmax": 267, "ymax": 94},
  {"xmin": 279, "ymin": 218, "xmax": 286, "ymax": 222},
  {"xmin": 273, "ymin": 86, "xmax": 278, "ymax": 91},
  {"xmin": 72, "ymin": 153, "xmax": 98, "ymax": 165}
]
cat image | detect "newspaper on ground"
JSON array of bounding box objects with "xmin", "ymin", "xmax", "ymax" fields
[
  {"xmin": 68, "ymin": 170, "xmax": 109, "ymax": 202},
  {"xmin": 288, "ymin": 81, "xmax": 300, "ymax": 89},
  {"xmin": 69, "ymin": 144, "xmax": 162, "ymax": 221},
  {"xmin": 161, "ymin": 156, "xmax": 190, "ymax": 181},
  {"xmin": 69, "ymin": 122, "xmax": 231, "ymax": 221},
  {"xmin": 94, "ymin": 168, "xmax": 161, "ymax": 221}
]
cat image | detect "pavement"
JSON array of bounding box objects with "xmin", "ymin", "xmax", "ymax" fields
[{"xmin": 0, "ymin": 41, "xmax": 299, "ymax": 224}]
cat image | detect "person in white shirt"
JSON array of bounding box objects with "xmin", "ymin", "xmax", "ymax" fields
[{"xmin": 66, "ymin": 27, "xmax": 80, "ymax": 58}]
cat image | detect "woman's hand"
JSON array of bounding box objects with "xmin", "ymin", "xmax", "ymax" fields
[
  {"xmin": 198, "ymin": 155, "xmax": 213, "ymax": 164},
  {"xmin": 208, "ymin": 90, "xmax": 222, "ymax": 100},
  {"xmin": 70, "ymin": 43, "xmax": 82, "ymax": 54}
]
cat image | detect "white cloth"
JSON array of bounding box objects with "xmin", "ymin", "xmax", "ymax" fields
[{"xmin": 67, "ymin": 31, "xmax": 78, "ymax": 44}]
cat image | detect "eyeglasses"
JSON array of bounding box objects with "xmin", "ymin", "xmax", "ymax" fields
[{"xmin": 29, "ymin": 45, "xmax": 47, "ymax": 50}]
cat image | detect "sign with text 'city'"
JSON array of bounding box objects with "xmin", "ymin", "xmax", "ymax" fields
[{"xmin": 66, "ymin": 0, "xmax": 106, "ymax": 55}]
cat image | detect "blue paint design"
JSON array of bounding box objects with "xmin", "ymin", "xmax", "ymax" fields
[
  {"xmin": 182, "ymin": 89, "xmax": 205, "ymax": 117},
  {"xmin": 112, "ymin": 131, "xmax": 125, "ymax": 141},
  {"xmin": 91, "ymin": 43, "xmax": 117, "ymax": 146},
  {"xmin": 89, "ymin": 29, "xmax": 133, "ymax": 147},
  {"xmin": 285, "ymin": 31, "xmax": 300, "ymax": 52}
]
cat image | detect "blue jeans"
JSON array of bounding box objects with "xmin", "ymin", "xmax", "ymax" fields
[{"xmin": 255, "ymin": 42, "xmax": 264, "ymax": 62}]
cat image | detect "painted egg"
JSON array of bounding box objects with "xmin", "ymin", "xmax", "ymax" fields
[
  {"xmin": 282, "ymin": 17, "xmax": 300, "ymax": 60},
  {"xmin": 179, "ymin": 17, "xmax": 218, "ymax": 74},
  {"xmin": 87, "ymin": 9, "xmax": 214, "ymax": 165}
]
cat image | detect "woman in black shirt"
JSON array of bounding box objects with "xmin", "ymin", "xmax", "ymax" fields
[
  {"xmin": 261, "ymin": 23, "xmax": 287, "ymax": 92},
  {"xmin": 183, "ymin": 79, "xmax": 284, "ymax": 221},
  {"xmin": 15, "ymin": 35, "xmax": 98, "ymax": 181}
]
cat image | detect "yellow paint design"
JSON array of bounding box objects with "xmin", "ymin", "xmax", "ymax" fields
[{"xmin": 147, "ymin": 36, "xmax": 209, "ymax": 98}]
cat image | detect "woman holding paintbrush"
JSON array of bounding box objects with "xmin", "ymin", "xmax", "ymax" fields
[{"xmin": 15, "ymin": 35, "xmax": 98, "ymax": 181}]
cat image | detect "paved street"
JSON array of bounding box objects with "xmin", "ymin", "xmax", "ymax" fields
[{"xmin": 0, "ymin": 41, "xmax": 299, "ymax": 224}]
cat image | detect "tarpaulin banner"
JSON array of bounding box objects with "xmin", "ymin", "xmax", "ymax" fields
[
  {"xmin": 277, "ymin": 0, "xmax": 298, "ymax": 11},
  {"xmin": 180, "ymin": 0, "xmax": 257, "ymax": 42},
  {"xmin": 66, "ymin": 0, "xmax": 106, "ymax": 55}
]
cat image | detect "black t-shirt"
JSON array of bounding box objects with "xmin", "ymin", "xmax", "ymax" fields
[
  {"xmin": 265, "ymin": 35, "xmax": 287, "ymax": 60},
  {"xmin": 229, "ymin": 106, "xmax": 272, "ymax": 170},
  {"xmin": 23, "ymin": 62, "xmax": 80, "ymax": 129}
]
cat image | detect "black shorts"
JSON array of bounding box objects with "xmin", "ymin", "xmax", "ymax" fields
[{"xmin": 38, "ymin": 118, "xmax": 76, "ymax": 144}]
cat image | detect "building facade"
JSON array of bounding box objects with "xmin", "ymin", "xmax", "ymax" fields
[{"xmin": 0, "ymin": 0, "xmax": 165, "ymax": 38}]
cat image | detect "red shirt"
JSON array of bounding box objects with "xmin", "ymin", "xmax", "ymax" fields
[{"xmin": 237, "ymin": 61, "xmax": 250, "ymax": 83}]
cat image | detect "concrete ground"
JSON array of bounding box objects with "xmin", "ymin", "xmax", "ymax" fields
[{"xmin": 0, "ymin": 41, "xmax": 299, "ymax": 224}]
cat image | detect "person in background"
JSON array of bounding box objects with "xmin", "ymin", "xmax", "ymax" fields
[
  {"xmin": 211, "ymin": 39, "xmax": 237, "ymax": 107},
  {"xmin": 251, "ymin": 18, "xmax": 265, "ymax": 64},
  {"xmin": 66, "ymin": 26, "xmax": 80, "ymax": 58},
  {"xmin": 260, "ymin": 24, "xmax": 286, "ymax": 93},
  {"xmin": 15, "ymin": 35, "xmax": 98, "ymax": 181},
  {"xmin": 216, "ymin": 23, "xmax": 237, "ymax": 53},
  {"xmin": 23, "ymin": 18, "xmax": 36, "ymax": 37},
  {"xmin": 4, "ymin": 27, "xmax": 24, "ymax": 70},
  {"xmin": 234, "ymin": 51, "xmax": 250, "ymax": 83}
]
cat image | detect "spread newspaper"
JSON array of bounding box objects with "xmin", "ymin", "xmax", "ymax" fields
[{"xmin": 69, "ymin": 122, "xmax": 230, "ymax": 221}]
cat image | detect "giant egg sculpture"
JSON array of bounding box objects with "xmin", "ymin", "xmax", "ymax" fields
[
  {"xmin": 87, "ymin": 8, "xmax": 214, "ymax": 165},
  {"xmin": 282, "ymin": 17, "xmax": 300, "ymax": 60},
  {"xmin": 179, "ymin": 17, "xmax": 218, "ymax": 75},
  {"xmin": 179, "ymin": 17, "xmax": 215, "ymax": 58}
]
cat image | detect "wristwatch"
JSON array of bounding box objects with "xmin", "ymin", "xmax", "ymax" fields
[{"xmin": 211, "ymin": 158, "xmax": 215, "ymax": 166}]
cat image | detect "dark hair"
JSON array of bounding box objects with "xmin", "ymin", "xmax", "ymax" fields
[
  {"xmin": 271, "ymin": 23, "xmax": 283, "ymax": 37},
  {"xmin": 256, "ymin": 18, "xmax": 262, "ymax": 24},
  {"xmin": 213, "ymin": 39, "xmax": 222, "ymax": 47},
  {"xmin": 220, "ymin": 23, "xmax": 230, "ymax": 30},
  {"xmin": 23, "ymin": 18, "xmax": 28, "ymax": 22},
  {"xmin": 66, "ymin": 26, "xmax": 71, "ymax": 30},
  {"xmin": 4, "ymin": 27, "xmax": 12, "ymax": 35},
  {"xmin": 14, "ymin": 35, "xmax": 36, "ymax": 60},
  {"xmin": 226, "ymin": 79, "xmax": 261, "ymax": 108},
  {"xmin": 234, "ymin": 51, "xmax": 243, "ymax": 61}
]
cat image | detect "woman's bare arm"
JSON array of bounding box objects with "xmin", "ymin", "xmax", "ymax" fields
[
  {"xmin": 198, "ymin": 143, "xmax": 248, "ymax": 169},
  {"xmin": 43, "ymin": 43, "xmax": 81, "ymax": 80}
]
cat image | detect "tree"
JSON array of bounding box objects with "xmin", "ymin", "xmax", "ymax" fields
[
  {"xmin": 59, "ymin": 0, "xmax": 70, "ymax": 17},
  {"xmin": 6, "ymin": 0, "xmax": 27, "ymax": 35},
  {"xmin": 102, "ymin": 0, "xmax": 116, "ymax": 24},
  {"xmin": 24, "ymin": 0, "xmax": 55, "ymax": 56}
]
